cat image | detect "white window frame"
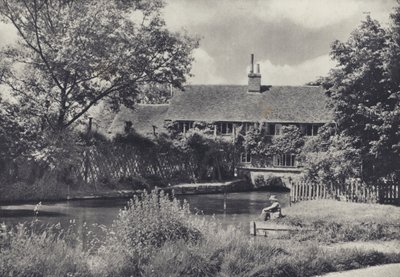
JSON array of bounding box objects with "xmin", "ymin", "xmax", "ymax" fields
[
  {"xmin": 305, "ymin": 124, "xmax": 320, "ymax": 136},
  {"xmin": 240, "ymin": 152, "xmax": 251, "ymax": 163},
  {"xmin": 178, "ymin": 121, "xmax": 193, "ymax": 134},
  {"xmin": 217, "ymin": 122, "xmax": 233, "ymax": 135},
  {"xmin": 243, "ymin": 122, "xmax": 253, "ymax": 132},
  {"xmin": 274, "ymin": 124, "xmax": 283, "ymax": 135},
  {"xmin": 273, "ymin": 154, "xmax": 296, "ymax": 167}
]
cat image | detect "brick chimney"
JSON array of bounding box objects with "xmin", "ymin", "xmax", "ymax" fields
[{"xmin": 248, "ymin": 54, "xmax": 261, "ymax": 93}]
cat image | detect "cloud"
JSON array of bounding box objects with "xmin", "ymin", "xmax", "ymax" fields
[
  {"xmin": 249, "ymin": 55, "xmax": 336, "ymax": 86},
  {"xmin": 163, "ymin": 0, "xmax": 217, "ymax": 31},
  {"xmin": 188, "ymin": 48, "xmax": 227, "ymax": 84},
  {"xmin": 254, "ymin": 0, "xmax": 360, "ymax": 29},
  {"xmin": 164, "ymin": 0, "xmax": 369, "ymax": 30},
  {"xmin": 0, "ymin": 22, "xmax": 17, "ymax": 46}
]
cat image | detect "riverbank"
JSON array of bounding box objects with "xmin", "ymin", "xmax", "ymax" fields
[
  {"xmin": 0, "ymin": 178, "xmax": 257, "ymax": 205},
  {"xmin": 166, "ymin": 179, "xmax": 251, "ymax": 195}
]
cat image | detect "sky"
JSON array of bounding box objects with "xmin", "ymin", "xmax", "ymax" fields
[
  {"xmin": 0, "ymin": 0, "xmax": 397, "ymax": 87},
  {"xmin": 163, "ymin": 0, "xmax": 398, "ymax": 85}
]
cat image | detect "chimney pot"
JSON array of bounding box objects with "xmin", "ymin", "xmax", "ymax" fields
[
  {"xmin": 248, "ymin": 55, "xmax": 261, "ymax": 93},
  {"xmin": 250, "ymin": 54, "xmax": 254, "ymax": 73}
]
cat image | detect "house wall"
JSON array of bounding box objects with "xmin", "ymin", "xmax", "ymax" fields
[{"xmin": 236, "ymin": 167, "xmax": 302, "ymax": 186}]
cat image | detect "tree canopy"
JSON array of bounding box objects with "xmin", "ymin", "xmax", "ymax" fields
[
  {"xmin": 0, "ymin": 0, "xmax": 198, "ymax": 132},
  {"xmin": 307, "ymin": 3, "xmax": 400, "ymax": 183}
]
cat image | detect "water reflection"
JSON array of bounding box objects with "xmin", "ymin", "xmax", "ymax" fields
[{"xmin": 0, "ymin": 191, "xmax": 290, "ymax": 228}]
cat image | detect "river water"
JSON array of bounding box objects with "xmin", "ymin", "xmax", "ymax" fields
[{"xmin": 0, "ymin": 191, "xmax": 290, "ymax": 230}]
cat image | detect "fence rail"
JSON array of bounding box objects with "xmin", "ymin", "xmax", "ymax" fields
[{"xmin": 290, "ymin": 180, "xmax": 400, "ymax": 205}]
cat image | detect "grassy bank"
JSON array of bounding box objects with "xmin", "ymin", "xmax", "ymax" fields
[
  {"xmin": 1, "ymin": 193, "xmax": 399, "ymax": 276},
  {"xmin": 279, "ymin": 200, "xmax": 400, "ymax": 243}
]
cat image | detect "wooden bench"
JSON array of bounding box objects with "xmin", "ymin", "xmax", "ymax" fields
[{"xmin": 250, "ymin": 221, "xmax": 301, "ymax": 237}]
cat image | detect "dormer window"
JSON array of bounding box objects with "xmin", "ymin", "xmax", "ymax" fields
[{"xmin": 217, "ymin": 122, "xmax": 233, "ymax": 135}]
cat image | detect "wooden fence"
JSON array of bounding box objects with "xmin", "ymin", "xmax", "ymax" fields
[
  {"xmin": 290, "ymin": 180, "xmax": 400, "ymax": 205},
  {"xmin": 0, "ymin": 142, "xmax": 236, "ymax": 189},
  {"xmin": 73, "ymin": 143, "xmax": 235, "ymax": 185},
  {"xmin": 379, "ymin": 182, "xmax": 400, "ymax": 205},
  {"xmin": 74, "ymin": 144, "xmax": 197, "ymax": 184}
]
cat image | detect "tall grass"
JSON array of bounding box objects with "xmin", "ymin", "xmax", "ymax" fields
[
  {"xmin": 1, "ymin": 192, "xmax": 400, "ymax": 277},
  {"xmin": 0, "ymin": 222, "xmax": 90, "ymax": 277}
]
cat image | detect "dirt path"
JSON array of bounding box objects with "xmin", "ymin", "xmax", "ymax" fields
[
  {"xmin": 321, "ymin": 263, "xmax": 400, "ymax": 277},
  {"xmin": 319, "ymin": 240, "xmax": 400, "ymax": 276}
]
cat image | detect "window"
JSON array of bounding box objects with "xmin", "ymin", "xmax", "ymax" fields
[
  {"xmin": 178, "ymin": 121, "xmax": 193, "ymax": 133},
  {"xmin": 268, "ymin": 123, "xmax": 286, "ymax": 135},
  {"xmin": 273, "ymin": 154, "xmax": 296, "ymax": 167},
  {"xmin": 217, "ymin": 122, "xmax": 233, "ymax": 135},
  {"xmin": 274, "ymin": 124, "xmax": 283, "ymax": 135},
  {"xmin": 305, "ymin": 124, "xmax": 320, "ymax": 136},
  {"xmin": 240, "ymin": 152, "xmax": 251, "ymax": 163},
  {"xmin": 243, "ymin": 122, "xmax": 253, "ymax": 132}
]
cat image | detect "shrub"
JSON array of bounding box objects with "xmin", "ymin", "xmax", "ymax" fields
[
  {"xmin": 254, "ymin": 175, "xmax": 265, "ymax": 188},
  {"xmin": 94, "ymin": 190, "xmax": 202, "ymax": 276}
]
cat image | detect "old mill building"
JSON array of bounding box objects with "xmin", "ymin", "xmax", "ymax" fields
[{"xmin": 107, "ymin": 54, "xmax": 331, "ymax": 181}]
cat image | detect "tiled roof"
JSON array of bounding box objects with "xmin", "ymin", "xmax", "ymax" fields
[
  {"xmin": 166, "ymin": 85, "xmax": 331, "ymax": 123},
  {"xmin": 108, "ymin": 85, "xmax": 332, "ymax": 136},
  {"xmin": 108, "ymin": 104, "xmax": 169, "ymax": 136}
]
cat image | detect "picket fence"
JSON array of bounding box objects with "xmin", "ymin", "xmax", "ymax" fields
[{"xmin": 290, "ymin": 180, "xmax": 400, "ymax": 205}]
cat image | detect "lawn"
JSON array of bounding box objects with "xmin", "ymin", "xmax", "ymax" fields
[
  {"xmin": 275, "ymin": 200, "xmax": 400, "ymax": 244},
  {"xmin": 285, "ymin": 200, "xmax": 400, "ymax": 224}
]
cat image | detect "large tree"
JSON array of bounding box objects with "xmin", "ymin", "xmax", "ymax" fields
[
  {"xmin": 0, "ymin": 0, "xmax": 197, "ymax": 132},
  {"xmin": 314, "ymin": 10, "xmax": 400, "ymax": 183}
]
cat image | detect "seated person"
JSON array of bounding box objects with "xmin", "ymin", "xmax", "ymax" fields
[{"xmin": 260, "ymin": 195, "xmax": 281, "ymax": 221}]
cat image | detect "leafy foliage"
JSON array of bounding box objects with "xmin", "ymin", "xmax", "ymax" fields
[
  {"xmin": 242, "ymin": 125, "xmax": 305, "ymax": 167},
  {"xmin": 305, "ymin": 8, "xmax": 400, "ymax": 183},
  {"xmin": 271, "ymin": 125, "xmax": 305, "ymax": 155},
  {"xmin": 0, "ymin": 0, "xmax": 198, "ymax": 131},
  {"xmin": 164, "ymin": 121, "xmax": 234, "ymax": 181},
  {"xmin": 0, "ymin": 0, "xmax": 198, "ymax": 188},
  {"xmin": 96, "ymin": 190, "xmax": 201, "ymax": 275},
  {"xmin": 300, "ymin": 128, "xmax": 361, "ymax": 186}
]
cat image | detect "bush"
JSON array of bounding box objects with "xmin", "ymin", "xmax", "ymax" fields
[
  {"xmin": 254, "ymin": 175, "xmax": 265, "ymax": 187},
  {"xmin": 94, "ymin": 190, "xmax": 202, "ymax": 276}
]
